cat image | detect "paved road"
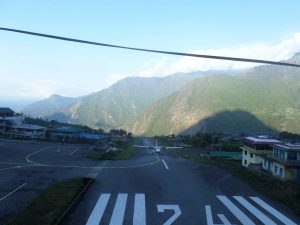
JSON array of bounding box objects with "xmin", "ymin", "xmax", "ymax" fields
[
  {"xmin": 0, "ymin": 139, "xmax": 96, "ymax": 224},
  {"xmin": 64, "ymin": 140, "xmax": 300, "ymax": 225},
  {"xmin": 0, "ymin": 138, "xmax": 299, "ymax": 225}
]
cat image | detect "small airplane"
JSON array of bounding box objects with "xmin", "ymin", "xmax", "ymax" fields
[{"xmin": 134, "ymin": 140, "xmax": 182, "ymax": 154}]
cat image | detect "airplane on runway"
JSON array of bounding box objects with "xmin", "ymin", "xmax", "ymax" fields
[{"xmin": 134, "ymin": 140, "xmax": 182, "ymax": 154}]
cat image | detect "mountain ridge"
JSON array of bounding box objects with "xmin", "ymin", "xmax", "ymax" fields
[{"xmin": 21, "ymin": 52, "xmax": 300, "ymax": 135}]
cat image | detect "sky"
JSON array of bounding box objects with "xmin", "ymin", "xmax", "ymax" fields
[{"xmin": 1, "ymin": 0, "xmax": 300, "ymax": 110}]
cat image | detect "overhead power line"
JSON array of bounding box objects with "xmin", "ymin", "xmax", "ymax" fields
[{"xmin": 0, "ymin": 27, "xmax": 300, "ymax": 68}]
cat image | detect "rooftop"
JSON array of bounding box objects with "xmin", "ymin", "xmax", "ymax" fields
[
  {"xmin": 244, "ymin": 136, "xmax": 282, "ymax": 145},
  {"xmin": 11, "ymin": 124, "xmax": 46, "ymax": 130},
  {"xmin": 0, "ymin": 108, "xmax": 14, "ymax": 114},
  {"xmin": 274, "ymin": 143, "xmax": 300, "ymax": 151}
]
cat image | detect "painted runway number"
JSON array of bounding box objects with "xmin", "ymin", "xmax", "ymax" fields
[
  {"xmin": 86, "ymin": 194, "xmax": 297, "ymax": 225},
  {"xmin": 157, "ymin": 204, "xmax": 181, "ymax": 225}
]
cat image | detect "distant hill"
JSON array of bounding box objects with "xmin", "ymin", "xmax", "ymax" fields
[
  {"xmin": 22, "ymin": 94, "xmax": 78, "ymax": 122},
  {"xmin": 129, "ymin": 54, "xmax": 300, "ymax": 135},
  {"xmin": 22, "ymin": 72, "xmax": 204, "ymax": 128}
]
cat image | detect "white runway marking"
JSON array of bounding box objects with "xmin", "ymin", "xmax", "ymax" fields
[
  {"xmin": 0, "ymin": 165, "xmax": 26, "ymax": 171},
  {"xmin": 250, "ymin": 196, "xmax": 297, "ymax": 225},
  {"xmin": 162, "ymin": 159, "xmax": 169, "ymax": 170},
  {"xmin": 234, "ymin": 196, "xmax": 276, "ymax": 225},
  {"xmin": 217, "ymin": 195, "xmax": 255, "ymax": 225},
  {"xmin": 0, "ymin": 182, "xmax": 27, "ymax": 202},
  {"xmin": 133, "ymin": 194, "xmax": 146, "ymax": 225},
  {"xmin": 25, "ymin": 155, "xmax": 161, "ymax": 170},
  {"xmin": 205, "ymin": 205, "xmax": 214, "ymax": 225},
  {"xmin": 157, "ymin": 204, "xmax": 181, "ymax": 225},
  {"xmin": 217, "ymin": 214, "xmax": 233, "ymax": 225},
  {"xmin": 69, "ymin": 147, "xmax": 79, "ymax": 155},
  {"xmin": 86, "ymin": 193, "xmax": 110, "ymax": 225},
  {"xmin": 56, "ymin": 149, "xmax": 61, "ymax": 152},
  {"xmin": 25, "ymin": 146, "xmax": 54, "ymax": 163},
  {"xmin": 109, "ymin": 193, "xmax": 128, "ymax": 225}
]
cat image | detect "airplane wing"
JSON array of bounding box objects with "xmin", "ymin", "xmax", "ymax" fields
[
  {"xmin": 133, "ymin": 145, "xmax": 149, "ymax": 148},
  {"xmin": 165, "ymin": 146, "xmax": 183, "ymax": 149}
]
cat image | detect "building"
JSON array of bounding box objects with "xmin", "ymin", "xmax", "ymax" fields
[
  {"xmin": 241, "ymin": 136, "xmax": 281, "ymax": 168},
  {"xmin": 47, "ymin": 126, "xmax": 84, "ymax": 141},
  {"xmin": 0, "ymin": 108, "xmax": 14, "ymax": 118},
  {"xmin": 0, "ymin": 116, "xmax": 45, "ymax": 139},
  {"xmin": 262, "ymin": 143, "xmax": 300, "ymax": 182}
]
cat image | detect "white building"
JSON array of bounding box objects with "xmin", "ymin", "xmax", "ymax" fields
[
  {"xmin": 262, "ymin": 143, "xmax": 300, "ymax": 182},
  {"xmin": 241, "ymin": 136, "xmax": 281, "ymax": 168}
]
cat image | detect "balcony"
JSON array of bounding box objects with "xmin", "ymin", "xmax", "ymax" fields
[
  {"xmin": 241, "ymin": 146, "xmax": 272, "ymax": 155},
  {"xmin": 264, "ymin": 155, "xmax": 300, "ymax": 167}
]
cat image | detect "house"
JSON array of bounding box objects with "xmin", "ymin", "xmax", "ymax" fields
[
  {"xmin": 0, "ymin": 108, "xmax": 14, "ymax": 118},
  {"xmin": 241, "ymin": 136, "xmax": 281, "ymax": 168},
  {"xmin": 262, "ymin": 143, "xmax": 300, "ymax": 182}
]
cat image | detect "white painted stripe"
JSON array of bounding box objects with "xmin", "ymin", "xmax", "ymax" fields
[
  {"xmin": 0, "ymin": 165, "xmax": 23, "ymax": 171},
  {"xmin": 205, "ymin": 205, "xmax": 214, "ymax": 225},
  {"xmin": 133, "ymin": 194, "xmax": 146, "ymax": 225},
  {"xmin": 217, "ymin": 214, "xmax": 233, "ymax": 225},
  {"xmin": 0, "ymin": 182, "xmax": 27, "ymax": 202},
  {"xmin": 162, "ymin": 159, "xmax": 169, "ymax": 170},
  {"xmin": 234, "ymin": 196, "xmax": 276, "ymax": 225},
  {"xmin": 86, "ymin": 193, "xmax": 110, "ymax": 225},
  {"xmin": 217, "ymin": 195, "xmax": 255, "ymax": 225},
  {"xmin": 69, "ymin": 147, "xmax": 79, "ymax": 155},
  {"xmin": 56, "ymin": 149, "xmax": 61, "ymax": 152},
  {"xmin": 109, "ymin": 193, "xmax": 128, "ymax": 225},
  {"xmin": 250, "ymin": 197, "xmax": 297, "ymax": 225}
]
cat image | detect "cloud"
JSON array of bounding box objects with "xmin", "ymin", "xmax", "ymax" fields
[
  {"xmin": 139, "ymin": 32, "xmax": 300, "ymax": 75},
  {"xmin": 137, "ymin": 56, "xmax": 171, "ymax": 77}
]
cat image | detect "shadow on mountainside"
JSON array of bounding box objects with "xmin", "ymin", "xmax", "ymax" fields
[{"xmin": 180, "ymin": 109, "xmax": 277, "ymax": 135}]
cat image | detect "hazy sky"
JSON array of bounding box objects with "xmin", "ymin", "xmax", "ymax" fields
[{"xmin": 1, "ymin": 0, "xmax": 300, "ymax": 109}]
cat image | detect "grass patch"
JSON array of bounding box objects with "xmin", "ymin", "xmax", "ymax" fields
[
  {"xmin": 100, "ymin": 145, "xmax": 134, "ymax": 160},
  {"xmin": 88, "ymin": 143, "xmax": 134, "ymax": 160},
  {"xmin": 169, "ymin": 149, "xmax": 300, "ymax": 216},
  {"xmin": 6, "ymin": 178, "xmax": 92, "ymax": 225}
]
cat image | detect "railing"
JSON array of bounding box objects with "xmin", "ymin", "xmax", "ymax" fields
[
  {"xmin": 265, "ymin": 155, "xmax": 300, "ymax": 166},
  {"xmin": 241, "ymin": 146, "xmax": 272, "ymax": 154}
]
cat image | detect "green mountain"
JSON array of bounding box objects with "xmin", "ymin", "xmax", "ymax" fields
[
  {"xmin": 129, "ymin": 55, "xmax": 300, "ymax": 135},
  {"xmin": 22, "ymin": 72, "xmax": 202, "ymax": 129},
  {"xmin": 22, "ymin": 53, "xmax": 300, "ymax": 135}
]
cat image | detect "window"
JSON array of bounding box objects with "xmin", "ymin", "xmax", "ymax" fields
[
  {"xmin": 250, "ymin": 153, "xmax": 253, "ymax": 158},
  {"xmin": 274, "ymin": 165, "xmax": 278, "ymax": 174},
  {"xmin": 287, "ymin": 152, "xmax": 297, "ymax": 160},
  {"xmin": 279, "ymin": 168, "xmax": 283, "ymax": 176},
  {"xmin": 244, "ymin": 150, "xmax": 247, "ymax": 155},
  {"xmin": 244, "ymin": 160, "xmax": 247, "ymax": 165},
  {"xmin": 264, "ymin": 160, "xmax": 267, "ymax": 167}
]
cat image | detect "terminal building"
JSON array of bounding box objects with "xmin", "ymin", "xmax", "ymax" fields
[{"xmin": 0, "ymin": 113, "xmax": 46, "ymax": 139}]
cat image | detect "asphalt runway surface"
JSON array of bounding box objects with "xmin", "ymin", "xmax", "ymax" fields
[{"xmin": 0, "ymin": 139, "xmax": 300, "ymax": 225}]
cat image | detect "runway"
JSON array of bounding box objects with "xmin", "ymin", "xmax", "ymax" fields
[{"xmin": 0, "ymin": 139, "xmax": 299, "ymax": 225}]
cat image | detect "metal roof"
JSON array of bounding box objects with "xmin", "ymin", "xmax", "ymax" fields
[
  {"xmin": 244, "ymin": 136, "xmax": 282, "ymax": 145},
  {"xmin": 274, "ymin": 143, "xmax": 300, "ymax": 151},
  {"xmin": 0, "ymin": 108, "xmax": 14, "ymax": 114}
]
